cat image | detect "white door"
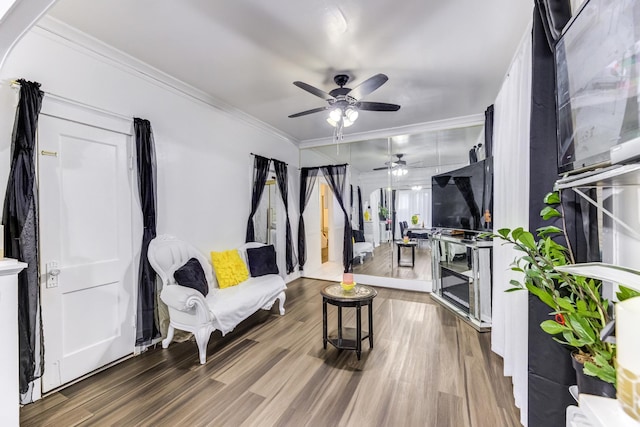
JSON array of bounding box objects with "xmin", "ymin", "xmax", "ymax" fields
[{"xmin": 38, "ymin": 114, "xmax": 135, "ymax": 392}]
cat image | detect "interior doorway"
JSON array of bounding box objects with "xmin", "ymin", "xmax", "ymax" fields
[
  {"xmin": 38, "ymin": 114, "xmax": 135, "ymax": 393},
  {"xmin": 320, "ymin": 183, "xmax": 329, "ymax": 263}
]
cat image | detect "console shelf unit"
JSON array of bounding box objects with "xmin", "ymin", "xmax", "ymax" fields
[{"xmin": 430, "ymin": 233, "xmax": 492, "ymax": 331}]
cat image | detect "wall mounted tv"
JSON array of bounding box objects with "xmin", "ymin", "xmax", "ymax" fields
[
  {"xmin": 431, "ymin": 158, "xmax": 493, "ymax": 232},
  {"xmin": 556, "ymin": 0, "xmax": 640, "ymax": 174}
]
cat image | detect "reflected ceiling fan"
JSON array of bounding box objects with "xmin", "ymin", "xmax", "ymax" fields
[
  {"xmin": 373, "ymin": 154, "xmax": 414, "ymax": 175},
  {"xmin": 288, "ymin": 73, "xmax": 401, "ymax": 127}
]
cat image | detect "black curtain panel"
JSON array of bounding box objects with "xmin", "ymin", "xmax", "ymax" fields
[
  {"xmin": 453, "ymin": 177, "xmax": 482, "ymax": 230},
  {"xmin": 133, "ymin": 118, "xmax": 161, "ymax": 346},
  {"xmin": 528, "ymin": 3, "xmax": 573, "ymax": 426},
  {"xmin": 2, "ymin": 79, "xmax": 44, "ymax": 393},
  {"xmin": 484, "ymin": 105, "xmax": 495, "ymax": 158},
  {"xmin": 321, "ymin": 165, "xmax": 352, "ymax": 273},
  {"xmin": 246, "ymin": 155, "xmax": 271, "ymax": 242},
  {"xmin": 357, "ymin": 186, "xmax": 364, "ymax": 231},
  {"xmin": 350, "ymin": 184, "xmax": 354, "ymax": 227},
  {"xmin": 536, "ymin": 0, "xmax": 572, "ymax": 45},
  {"xmin": 297, "ymin": 167, "xmax": 319, "ymax": 270},
  {"xmin": 391, "ymin": 189, "xmax": 397, "ymax": 241},
  {"xmin": 273, "ymin": 159, "xmax": 297, "ymax": 274}
]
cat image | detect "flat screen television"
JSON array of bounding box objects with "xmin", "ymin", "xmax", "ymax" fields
[
  {"xmin": 431, "ymin": 158, "xmax": 493, "ymax": 232},
  {"xmin": 556, "ymin": 0, "xmax": 640, "ymax": 174}
]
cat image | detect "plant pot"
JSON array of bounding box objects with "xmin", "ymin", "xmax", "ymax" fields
[{"xmin": 571, "ymin": 355, "xmax": 616, "ymax": 398}]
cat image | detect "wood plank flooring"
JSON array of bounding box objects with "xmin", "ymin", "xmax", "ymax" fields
[
  {"xmin": 21, "ymin": 278, "xmax": 520, "ymax": 427},
  {"xmin": 352, "ymin": 241, "xmax": 432, "ymax": 281}
]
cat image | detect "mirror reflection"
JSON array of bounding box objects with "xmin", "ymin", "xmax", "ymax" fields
[{"xmin": 299, "ymin": 123, "xmax": 484, "ymax": 286}]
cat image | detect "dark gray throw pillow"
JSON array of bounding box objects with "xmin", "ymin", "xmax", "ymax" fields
[
  {"xmin": 246, "ymin": 245, "xmax": 279, "ymax": 277},
  {"xmin": 173, "ymin": 258, "xmax": 209, "ymax": 296},
  {"xmin": 352, "ymin": 229, "xmax": 365, "ymax": 242}
]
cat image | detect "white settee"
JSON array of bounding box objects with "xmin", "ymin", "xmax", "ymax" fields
[
  {"xmin": 353, "ymin": 241, "xmax": 374, "ymax": 264},
  {"xmin": 352, "ymin": 229, "xmax": 374, "ymax": 264},
  {"xmin": 148, "ymin": 235, "xmax": 286, "ymax": 364}
]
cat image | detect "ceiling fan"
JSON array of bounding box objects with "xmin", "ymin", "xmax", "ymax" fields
[
  {"xmin": 373, "ymin": 153, "xmax": 417, "ymax": 176},
  {"xmin": 373, "ymin": 153, "xmax": 410, "ymax": 171},
  {"xmin": 288, "ymin": 73, "xmax": 401, "ymax": 127}
]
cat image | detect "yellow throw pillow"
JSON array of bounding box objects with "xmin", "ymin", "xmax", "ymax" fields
[{"xmin": 210, "ymin": 250, "xmax": 249, "ymax": 289}]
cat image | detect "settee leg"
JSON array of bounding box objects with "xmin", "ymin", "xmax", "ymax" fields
[
  {"xmin": 195, "ymin": 327, "xmax": 213, "ymax": 365},
  {"xmin": 162, "ymin": 325, "xmax": 175, "ymax": 349},
  {"xmin": 277, "ymin": 291, "xmax": 286, "ymax": 315}
]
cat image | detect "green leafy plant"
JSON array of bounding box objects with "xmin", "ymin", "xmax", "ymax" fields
[
  {"xmin": 378, "ymin": 205, "xmax": 389, "ymax": 220},
  {"xmin": 486, "ymin": 191, "xmax": 640, "ymax": 387},
  {"xmin": 411, "ymin": 214, "xmax": 419, "ymax": 225}
]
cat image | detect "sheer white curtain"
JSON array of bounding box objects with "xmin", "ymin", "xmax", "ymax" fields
[
  {"xmin": 492, "ymin": 31, "xmax": 532, "ymax": 426},
  {"xmin": 396, "ymin": 189, "xmax": 430, "ymax": 227}
]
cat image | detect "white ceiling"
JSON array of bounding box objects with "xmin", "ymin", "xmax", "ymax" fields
[{"xmin": 47, "ymin": 0, "xmax": 533, "ymax": 144}]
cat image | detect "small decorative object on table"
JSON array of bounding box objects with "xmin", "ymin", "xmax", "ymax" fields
[{"xmin": 341, "ymin": 273, "xmax": 355, "ymax": 291}]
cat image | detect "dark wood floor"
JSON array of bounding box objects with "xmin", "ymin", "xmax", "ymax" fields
[{"xmin": 21, "ymin": 278, "xmax": 520, "ymax": 427}]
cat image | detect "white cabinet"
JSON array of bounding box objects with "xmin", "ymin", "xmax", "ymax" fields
[
  {"xmin": 0, "ymin": 258, "xmax": 27, "ymax": 427},
  {"xmin": 567, "ymin": 395, "xmax": 640, "ymax": 427},
  {"xmin": 363, "ymin": 221, "xmax": 376, "ymax": 246}
]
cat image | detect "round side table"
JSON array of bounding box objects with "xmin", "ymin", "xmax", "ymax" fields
[{"xmin": 321, "ymin": 284, "xmax": 377, "ymax": 360}]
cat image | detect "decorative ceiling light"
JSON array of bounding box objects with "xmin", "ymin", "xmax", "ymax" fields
[
  {"xmin": 389, "ymin": 167, "xmax": 408, "ymax": 176},
  {"xmin": 326, "ymin": 106, "xmax": 359, "ymax": 128}
]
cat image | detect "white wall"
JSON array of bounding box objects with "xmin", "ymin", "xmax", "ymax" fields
[{"xmin": 0, "ymin": 23, "xmax": 300, "ymax": 278}]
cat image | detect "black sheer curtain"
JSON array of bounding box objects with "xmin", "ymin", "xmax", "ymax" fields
[
  {"xmin": 273, "ymin": 160, "xmax": 297, "ymax": 274},
  {"xmin": 350, "ymin": 184, "xmax": 354, "ymax": 225},
  {"xmin": 528, "ymin": 2, "xmax": 573, "ymax": 426},
  {"xmin": 453, "ymin": 177, "xmax": 482, "ymax": 230},
  {"xmin": 357, "ymin": 186, "xmax": 364, "ymax": 231},
  {"xmin": 391, "ymin": 189, "xmax": 397, "ymax": 241},
  {"xmin": 298, "ymin": 167, "xmax": 319, "ymax": 270},
  {"xmin": 246, "ymin": 155, "xmax": 271, "ymax": 242},
  {"xmin": 134, "ymin": 118, "xmax": 160, "ymax": 346},
  {"xmin": 484, "ymin": 105, "xmax": 495, "ymax": 158},
  {"xmin": 320, "ymin": 165, "xmax": 352, "ymax": 273},
  {"xmin": 2, "ymin": 80, "xmax": 44, "ymax": 393}
]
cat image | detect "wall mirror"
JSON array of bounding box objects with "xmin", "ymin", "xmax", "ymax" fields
[
  {"xmin": 254, "ymin": 172, "xmax": 287, "ymax": 275},
  {"xmin": 299, "ymin": 122, "xmax": 484, "ymax": 288}
]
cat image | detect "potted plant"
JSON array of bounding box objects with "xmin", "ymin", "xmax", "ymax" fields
[
  {"xmin": 486, "ymin": 191, "xmax": 639, "ymax": 396},
  {"xmin": 378, "ymin": 205, "xmax": 389, "ymax": 221},
  {"xmin": 411, "ymin": 214, "xmax": 419, "ymax": 225}
]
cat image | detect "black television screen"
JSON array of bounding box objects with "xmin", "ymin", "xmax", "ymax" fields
[
  {"xmin": 431, "ymin": 158, "xmax": 493, "ymax": 232},
  {"xmin": 556, "ymin": 0, "xmax": 640, "ymax": 173}
]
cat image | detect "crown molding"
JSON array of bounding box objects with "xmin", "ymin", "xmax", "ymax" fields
[
  {"xmin": 33, "ymin": 16, "xmax": 300, "ymax": 145},
  {"xmin": 298, "ymin": 114, "xmax": 485, "ymax": 149}
]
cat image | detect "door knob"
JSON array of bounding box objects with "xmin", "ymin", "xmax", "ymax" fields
[{"xmin": 46, "ymin": 261, "xmax": 60, "ymax": 288}]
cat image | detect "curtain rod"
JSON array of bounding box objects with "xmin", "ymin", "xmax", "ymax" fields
[
  {"xmin": 10, "ymin": 80, "xmax": 133, "ymax": 123},
  {"xmin": 301, "ymin": 163, "xmax": 349, "ymax": 170},
  {"xmin": 250, "ymin": 152, "xmax": 288, "ymax": 166}
]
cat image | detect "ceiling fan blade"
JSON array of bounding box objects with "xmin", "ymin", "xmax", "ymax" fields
[
  {"xmin": 348, "ymin": 74, "xmax": 388, "ymax": 100},
  {"xmin": 293, "ymin": 81, "xmax": 335, "ymax": 101},
  {"xmin": 288, "ymin": 106, "xmax": 329, "ymax": 118},
  {"xmin": 357, "ymin": 101, "xmax": 401, "ymax": 111},
  {"xmin": 373, "ymin": 161, "xmax": 399, "ymax": 170}
]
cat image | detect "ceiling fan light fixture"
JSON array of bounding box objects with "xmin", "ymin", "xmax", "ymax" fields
[
  {"xmin": 391, "ymin": 167, "xmax": 408, "ymax": 176},
  {"xmin": 329, "ymin": 107, "xmax": 342, "ymax": 122},
  {"xmin": 327, "ymin": 107, "xmax": 356, "ymax": 127},
  {"xmin": 345, "ymin": 107, "xmax": 359, "ymax": 122}
]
